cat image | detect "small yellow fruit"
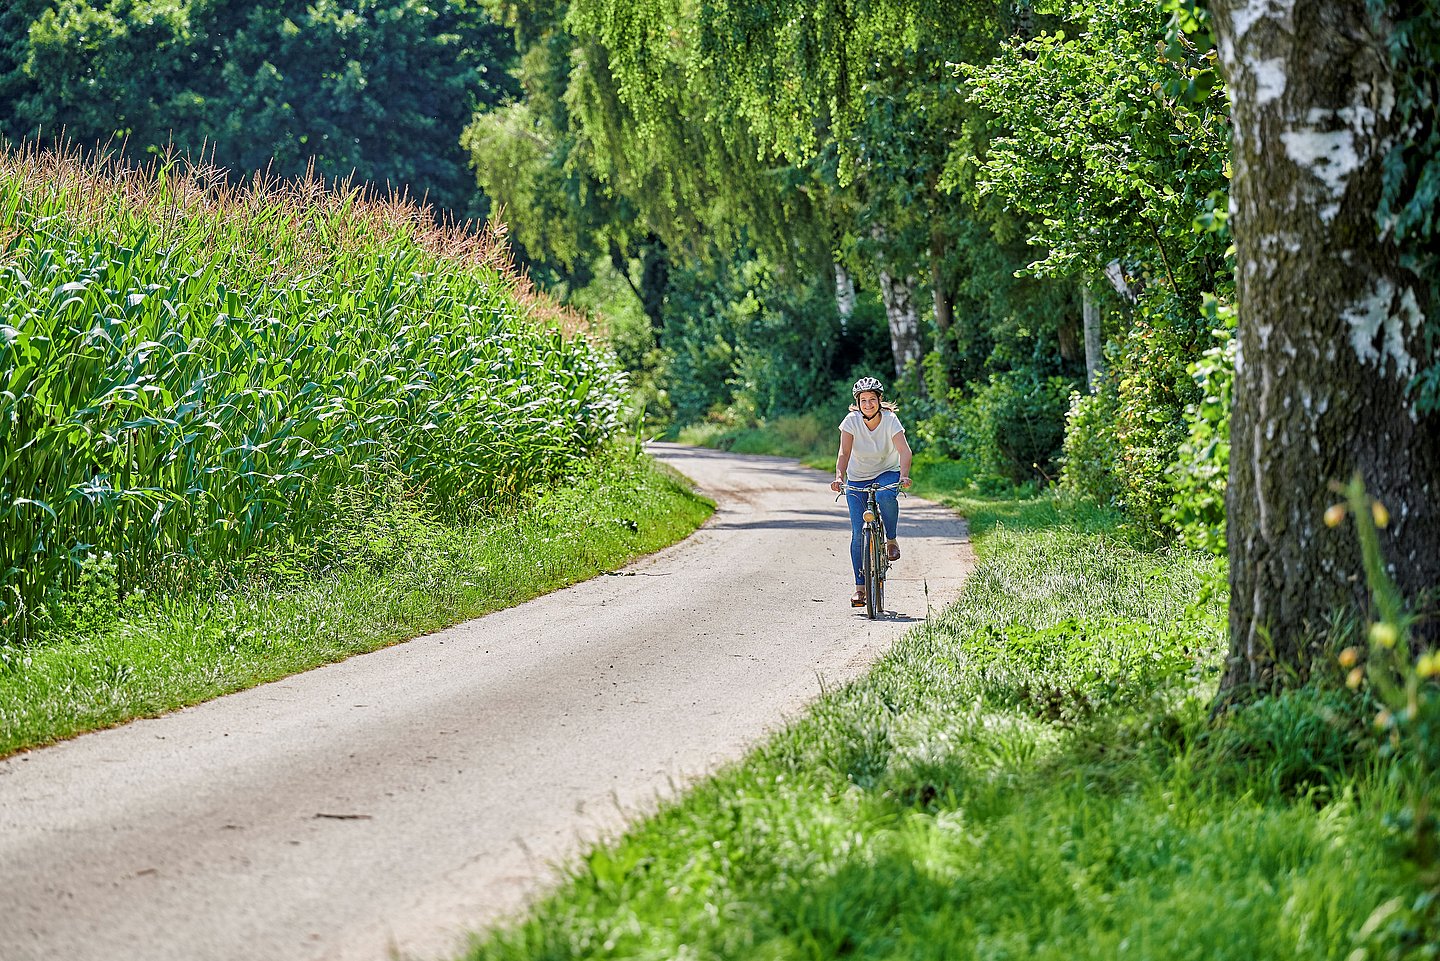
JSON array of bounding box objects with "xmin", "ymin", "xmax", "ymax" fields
[
  {"xmin": 1372, "ymin": 501, "xmax": 1390, "ymax": 529},
  {"xmin": 1324, "ymin": 503, "xmax": 1346, "ymax": 528},
  {"xmin": 1347, "ymin": 666, "xmax": 1365, "ymax": 690},
  {"xmin": 1370, "ymin": 622, "xmax": 1399, "ymax": 649},
  {"xmin": 1417, "ymin": 652, "xmax": 1439, "ymax": 679},
  {"xmin": 1338, "ymin": 646, "xmax": 1359, "ymax": 668}
]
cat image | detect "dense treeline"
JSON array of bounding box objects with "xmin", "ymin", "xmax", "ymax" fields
[
  {"xmin": 469, "ymin": 0, "xmax": 1233, "ymax": 542},
  {"xmin": 0, "ymin": 0, "xmax": 515, "ymax": 218},
  {"xmin": 474, "ymin": 0, "xmax": 1439, "ymax": 706}
]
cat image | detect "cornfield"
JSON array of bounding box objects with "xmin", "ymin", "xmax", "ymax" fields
[{"xmin": 1, "ymin": 142, "xmax": 625, "ymax": 642}]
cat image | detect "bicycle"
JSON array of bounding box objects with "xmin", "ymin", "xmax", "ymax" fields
[{"xmin": 837, "ymin": 480, "xmax": 905, "ymax": 619}]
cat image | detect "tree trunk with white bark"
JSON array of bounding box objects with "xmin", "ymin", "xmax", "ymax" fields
[
  {"xmin": 877, "ymin": 266, "xmax": 922, "ymax": 379},
  {"xmin": 834, "ymin": 264, "xmax": 856, "ymax": 327},
  {"xmin": 1212, "ymin": 0, "xmax": 1440, "ymax": 700},
  {"xmin": 1082, "ymin": 284, "xmax": 1104, "ymax": 390}
]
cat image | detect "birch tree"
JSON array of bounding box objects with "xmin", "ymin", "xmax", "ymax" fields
[
  {"xmin": 1082, "ymin": 284, "xmax": 1104, "ymax": 390},
  {"xmin": 1210, "ymin": 0, "xmax": 1440, "ymax": 697}
]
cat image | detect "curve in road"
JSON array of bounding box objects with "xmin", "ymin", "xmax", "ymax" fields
[{"xmin": 0, "ymin": 444, "xmax": 973, "ymax": 961}]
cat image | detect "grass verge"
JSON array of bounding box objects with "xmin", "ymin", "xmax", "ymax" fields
[
  {"xmin": 675, "ymin": 413, "xmax": 835, "ymax": 469},
  {"xmin": 460, "ymin": 488, "xmax": 1425, "ymax": 960},
  {"xmin": 0, "ymin": 450, "xmax": 712, "ymax": 757}
]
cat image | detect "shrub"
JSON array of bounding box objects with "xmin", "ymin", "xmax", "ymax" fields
[
  {"xmin": 1166, "ymin": 306, "xmax": 1234, "ymax": 553},
  {"xmin": 1060, "ymin": 374, "xmax": 1124, "ymax": 505},
  {"xmin": 661, "ymin": 258, "xmax": 879, "ymax": 427},
  {"xmin": 1108, "ymin": 304, "xmax": 1206, "ymax": 530},
  {"xmin": 971, "ymin": 371, "xmax": 1078, "ymax": 485},
  {"xmin": 911, "ymin": 388, "xmax": 980, "ymax": 463}
]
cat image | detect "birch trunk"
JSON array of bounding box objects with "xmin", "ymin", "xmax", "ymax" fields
[
  {"xmin": 877, "ymin": 266, "xmax": 922, "ymax": 379},
  {"xmin": 834, "ymin": 264, "xmax": 856, "ymax": 327},
  {"xmin": 1211, "ymin": 0, "xmax": 1440, "ymax": 699},
  {"xmin": 1082, "ymin": 284, "xmax": 1104, "ymax": 390}
]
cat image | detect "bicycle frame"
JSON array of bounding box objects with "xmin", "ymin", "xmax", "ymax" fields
[{"xmin": 838, "ymin": 480, "xmax": 904, "ymax": 619}]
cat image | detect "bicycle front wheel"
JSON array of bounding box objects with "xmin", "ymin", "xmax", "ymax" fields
[{"xmin": 865, "ymin": 525, "xmax": 885, "ymax": 618}]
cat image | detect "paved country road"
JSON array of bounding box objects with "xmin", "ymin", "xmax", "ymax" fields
[{"xmin": 0, "ymin": 444, "xmax": 973, "ymax": 961}]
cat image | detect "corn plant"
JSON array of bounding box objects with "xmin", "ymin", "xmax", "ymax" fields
[{"xmin": 1, "ymin": 142, "xmax": 624, "ymax": 642}]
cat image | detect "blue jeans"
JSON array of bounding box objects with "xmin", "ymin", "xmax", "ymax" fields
[{"xmin": 845, "ymin": 470, "xmax": 900, "ymax": 585}]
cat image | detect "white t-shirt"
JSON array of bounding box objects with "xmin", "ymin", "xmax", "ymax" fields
[{"xmin": 839, "ymin": 409, "xmax": 905, "ymax": 482}]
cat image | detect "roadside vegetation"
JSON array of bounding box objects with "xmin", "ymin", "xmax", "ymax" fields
[
  {"xmin": 0, "ymin": 143, "xmax": 712, "ymax": 754},
  {"xmin": 0, "ymin": 448, "xmax": 710, "ymax": 757},
  {"xmin": 463, "ymin": 485, "xmax": 1435, "ymax": 960},
  {"xmin": 1, "ymin": 142, "xmax": 619, "ymax": 643}
]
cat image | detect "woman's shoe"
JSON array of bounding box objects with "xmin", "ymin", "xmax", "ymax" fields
[
  {"xmin": 886, "ymin": 540, "xmax": 901, "ymax": 561},
  {"xmin": 851, "ymin": 587, "xmax": 865, "ymax": 607}
]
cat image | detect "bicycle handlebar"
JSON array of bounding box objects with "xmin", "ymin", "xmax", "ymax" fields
[
  {"xmin": 834, "ymin": 480, "xmax": 908, "ymax": 502},
  {"xmin": 845, "ymin": 481, "xmax": 904, "ymax": 493}
]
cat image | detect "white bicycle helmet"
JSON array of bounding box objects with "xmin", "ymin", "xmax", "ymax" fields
[{"xmin": 852, "ymin": 376, "xmax": 885, "ymax": 399}]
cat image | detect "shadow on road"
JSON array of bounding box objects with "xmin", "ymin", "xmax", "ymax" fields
[{"xmin": 856, "ymin": 612, "xmax": 926, "ymax": 623}]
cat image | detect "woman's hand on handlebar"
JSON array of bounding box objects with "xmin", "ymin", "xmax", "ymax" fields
[
  {"xmin": 900, "ymin": 474, "xmax": 912, "ymax": 490},
  {"xmin": 830, "ymin": 477, "xmax": 845, "ymax": 493}
]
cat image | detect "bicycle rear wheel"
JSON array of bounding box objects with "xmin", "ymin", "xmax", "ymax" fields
[
  {"xmin": 876, "ymin": 548, "xmax": 887, "ymax": 613},
  {"xmin": 865, "ymin": 525, "xmax": 885, "ymax": 618}
]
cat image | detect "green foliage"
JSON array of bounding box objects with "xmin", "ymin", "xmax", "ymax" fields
[
  {"xmin": 949, "ymin": 0, "xmax": 1233, "ymax": 532},
  {"xmin": 919, "ymin": 371, "xmax": 1077, "ymax": 487},
  {"xmin": 1166, "ymin": 298, "xmax": 1235, "ymax": 553},
  {"xmin": 674, "ymin": 0, "xmax": 997, "ymax": 175},
  {"xmin": 908, "ymin": 392, "xmax": 976, "ymax": 463},
  {"xmin": 4, "ymin": 0, "xmax": 514, "ymax": 216},
  {"xmin": 961, "ymin": 0, "xmax": 1230, "ymax": 294},
  {"xmin": 1105, "ymin": 300, "xmax": 1208, "ymax": 530},
  {"xmin": 0, "ymin": 143, "xmax": 622, "ymax": 642},
  {"xmin": 462, "ymin": 100, "xmax": 597, "ymax": 272},
  {"xmin": 976, "ymin": 371, "xmax": 1078, "ymax": 485},
  {"xmin": 1060, "ymin": 377, "xmax": 1124, "ymax": 506},
  {"xmin": 659, "ymin": 256, "xmax": 887, "ymax": 427},
  {"xmin": 39, "ymin": 549, "xmax": 126, "ymax": 638},
  {"xmin": 569, "ymin": 256, "xmax": 673, "ymax": 428}
]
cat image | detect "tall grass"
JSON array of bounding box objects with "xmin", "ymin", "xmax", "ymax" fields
[
  {"xmin": 462, "ymin": 495, "xmax": 1427, "ymax": 960},
  {"xmin": 1, "ymin": 141, "xmax": 624, "ymax": 641}
]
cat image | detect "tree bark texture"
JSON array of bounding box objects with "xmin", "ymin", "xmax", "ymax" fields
[
  {"xmin": 1056, "ymin": 315, "xmax": 1081, "ymax": 366},
  {"xmin": 834, "ymin": 264, "xmax": 856, "ymax": 326},
  {"xmin": 1212, "ymin": 0, "xmax": 1440, "ymax": 698},
  {"xmin": 1082, "ymin": 284, "xmax": 1104, "ymax": 390},
  {"xmin": 878, "ymin": 266, "xmax": 922, "ymax": 379}
]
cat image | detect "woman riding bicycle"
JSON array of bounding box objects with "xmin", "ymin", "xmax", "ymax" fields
[{"xmin": 829, "ymin": 376, "xmax": 913, "ymax": 607}]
